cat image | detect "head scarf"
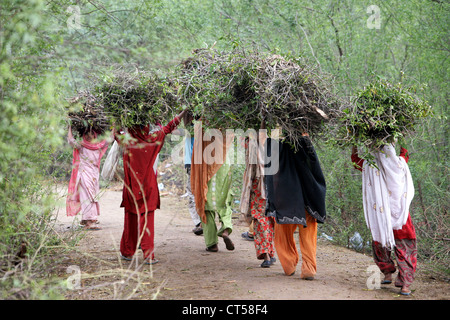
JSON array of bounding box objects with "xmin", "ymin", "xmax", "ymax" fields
[{"xmin": 362, "ymin": 144, "xmax": 414, "ymax": 249}]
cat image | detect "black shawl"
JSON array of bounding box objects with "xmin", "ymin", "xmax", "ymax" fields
[{"xmin": 264, "ymin": 138, "xmax": 326, "ymax": 226}]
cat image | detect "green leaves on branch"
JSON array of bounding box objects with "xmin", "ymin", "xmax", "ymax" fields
[
  {"xmin": 334, "ymin": 78, "xmax": 432, "ymax": 150},
  {"xmin": 68, "ymin": 71, "xmax": 180, "ymax": 131},
  {"xmin": 177, "ymin": 48, "xmax": 343, "ymax": 149},
  {"xmin": 96, "ymin": 72, "xmax": 180, "ymax": 129},
  {"xmin": 68, "ymin": 51, "xmax": 432, "ymax": 158},
  {"xmin": 68, "ymin": 47, "xmax": 344, "ymax": 151}
]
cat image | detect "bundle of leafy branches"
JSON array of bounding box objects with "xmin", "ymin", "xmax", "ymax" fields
[
  {"xmin": 177, "ymin": 48, "xmax": 343, "ymax": 149},
  {"xmin": 335, "ymin": 78, "xmax": 432, "ymax": 150},
  {"xmin": 67, "ymin": 91, "xmax": 109, "ymax": 137},
  {"xmin": 92, "ymin": 70, "xmax": 180, "ymax": 129}
]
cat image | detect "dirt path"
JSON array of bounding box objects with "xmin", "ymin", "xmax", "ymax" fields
[{"xmin": 54, "ymin": 185, "xmax": 449, "ymax": 301}]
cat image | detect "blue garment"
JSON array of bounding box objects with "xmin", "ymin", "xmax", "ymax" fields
[{"xmin": 184, "ymin": 136, "xmax": 194, "ymax": 165}]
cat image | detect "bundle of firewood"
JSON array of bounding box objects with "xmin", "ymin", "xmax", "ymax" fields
[{"xmin": 177, "ymin": 48, "xmax": 343, "ymax": 149}]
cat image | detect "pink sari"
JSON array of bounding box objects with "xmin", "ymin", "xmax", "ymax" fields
[{"xmin": 66, "ymin": 135, "xmax": 108, "ymax": 217}]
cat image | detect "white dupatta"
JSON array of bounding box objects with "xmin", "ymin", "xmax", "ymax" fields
[{"xmin": 362, "ymin": 144, "xmax": 414, "ymax": 249}]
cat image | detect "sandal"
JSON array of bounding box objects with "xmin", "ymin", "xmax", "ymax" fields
[
  {"xmin": 241, "ymin": 231, "xmax": 254, "ymax": 241},
  {"xmin": 206, "ymin": 244, "xmax": 218, "ymax": 252},
  {"xmin": 120, "ymin": 255, "xmax": 133, "ymax": 261},
  {"xmin": 382, "ymin": 273, "xmax": 393, "ymax": 284},
  {"xmin": 144, "ymin": 258, "xmax": 159, "ymax": 265},
  {"xmin": 192, "ymin": 224, "xmax": 203, "ymax": 235},
  {"xmin": 260, "ymin": 260, "xmax": 271, "ymax": 268},
  {"xmin": 222, "ymin": 234, "xmax": 235, "ymax": 251},
  {"xmin": 400, "ymin": 285, "xmax": 411, "ymax": 296}
]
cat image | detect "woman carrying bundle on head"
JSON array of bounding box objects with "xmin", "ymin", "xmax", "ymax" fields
[
  {"xmin": 66, "ymin": 126, "xmax": 110, "ymax": 230},
  {"xmin": 240, "ymin": 124, "xmax": 276, "ymax": 268},
  {"xmin": 191, "ymin": 122, "xmax": 235, "ymax": 253},
  {"xmin": 265, "ymin": 133, "xmax": 327, "ymax": 280},
  {"xmin": 351, "ymin": 144, "xmax": 417, "ymax": 296},
  {"xmin": 116, "ymin": 108, "xmax": 188, "ymax": 265}
]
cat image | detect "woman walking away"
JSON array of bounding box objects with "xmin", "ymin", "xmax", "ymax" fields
[
  {"xmin": 351, "ymin": 144, "xmax": 417, "ymax": 296},
  {"xmin": 265, "ymin": 134, "xmax": 326, "ymax": 279},
  {"xmin": 240, "ymin": 129, "xmax": 275, "ymax": 268},
  {"xmin": 117, "ymin": 108, "xmax": 187, "ymax": 265},
  {"xmin": 191, "ymin": 122, "xmax": 235, "ymax": 252},
  {"xmin": 67, "ymin": 126, "xmax": 109, "ymax": 230}
]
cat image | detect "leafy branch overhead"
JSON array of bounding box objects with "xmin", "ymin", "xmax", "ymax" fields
[
  {"xmin": 177, "ymin": 48, "xmax": 344, "ymax": 149},
  {"xmin": 67, "ymin": 71, "xmax": 180, "ymax": 135},
  {"xmin": 66, "ymin": 51, "xmax": 432, "ymax": 154},
  {"xmin": 68, "ymin": 47, "xmax": 345, "ymax": 150},
  {"xmin": 334, "ymin": 78, "xmax": 432, "ymax": 150}
]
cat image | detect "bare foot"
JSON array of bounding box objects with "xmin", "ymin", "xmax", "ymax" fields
[{"xmin": 84, "ymin": 220, "xmax": 102, "ymax": 230}]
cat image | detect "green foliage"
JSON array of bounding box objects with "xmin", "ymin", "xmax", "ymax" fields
[
  {"xmin": 177, "ymin": 47, "xmax": 343, "ymax": 149},
  {"xmin": 177, "ymin": 48, "xmax": 262, "ymax": 131},
  {"xmin": 336, "ymin": 78, "xmax": 432, "ymax": 151},
  {"xmin": 315, "ymin": 144, "xmax": 381, "ymax": 253},
  {"xmin": 93, "ymin": 71, "xmax": 181, "ymax": 128},
  {"xmin": 0, "ymin": 0, "xmax": 66, "ymax": 298}
]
